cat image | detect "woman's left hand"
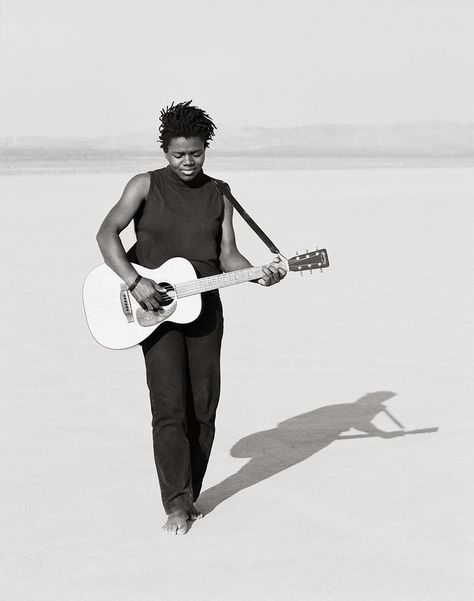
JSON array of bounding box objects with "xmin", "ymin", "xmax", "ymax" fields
[{"xmin": 257, "ymin": 256, "xmax": 287, "ymax": 287}]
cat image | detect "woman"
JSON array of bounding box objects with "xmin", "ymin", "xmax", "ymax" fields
[{"xmin": 96, "ymin": 101, "xmax": 286, "ymax": 535}]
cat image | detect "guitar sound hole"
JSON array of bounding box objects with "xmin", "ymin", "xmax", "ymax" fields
[{"xmin": 158, "ymin": 282, "xmax": 175, "ymax": 306}]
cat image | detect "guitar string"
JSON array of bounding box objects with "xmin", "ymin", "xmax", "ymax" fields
[
  {"xmin": 166, "ymin": 268, "xmax": 318, "ymax": 290},
  {"xmin": 148, "ymin": 263, "xmax": 324, "ymax": 298}
]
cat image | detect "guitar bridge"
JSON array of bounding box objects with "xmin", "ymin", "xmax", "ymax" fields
[{"xmin": 120, "ymin": 284, "xmax": 134, "ymax": 322}]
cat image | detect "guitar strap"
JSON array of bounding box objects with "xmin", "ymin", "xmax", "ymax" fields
[{"xmin": 211, "ymin": 179, "xmax": 280, "ymax": 255}]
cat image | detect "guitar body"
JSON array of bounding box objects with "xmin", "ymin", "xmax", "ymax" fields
[{"xmin": 83, "ymin": 258, "xmax": 202, "ymax": 349}]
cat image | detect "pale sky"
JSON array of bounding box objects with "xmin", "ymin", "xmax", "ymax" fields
[{"xmin": 1, "ymin": 0, "xmax": 473, "ymax": 137}]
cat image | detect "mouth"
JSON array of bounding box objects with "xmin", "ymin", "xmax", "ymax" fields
[{"xmin": 181, "ymin": 169, "xmax": 196, "ymax": 176}]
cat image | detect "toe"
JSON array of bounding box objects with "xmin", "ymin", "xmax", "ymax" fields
[
  {"xmin": 189, "ymin": 505, "xmax": 204, "ymax": 520},
  {"xmin": 162, "ymin": 522, "xmax": 179, "ymax": 535}
]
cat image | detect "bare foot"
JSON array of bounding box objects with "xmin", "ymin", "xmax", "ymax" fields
[
  {"xmin": 162, "ymin": 510, "xmax": 189, "ymax": 535},
  {"xmin": 188, "ymin": 505, "xmax": 204, "ymax": 521}
]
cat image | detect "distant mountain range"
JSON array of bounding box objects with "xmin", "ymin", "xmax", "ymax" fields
[{"xmin": 2, "ymin": 122, "xmax": 474, "ymax": 157}]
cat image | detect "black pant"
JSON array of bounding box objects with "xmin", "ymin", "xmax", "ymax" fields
[{"xmin": 141, "ymin": 293, "xmax": 224, "ymax": 514}]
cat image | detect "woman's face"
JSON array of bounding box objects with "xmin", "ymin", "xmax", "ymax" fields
[{"xmin": 165, "ymin": 136, "xmax": 206, "ymax": 181}]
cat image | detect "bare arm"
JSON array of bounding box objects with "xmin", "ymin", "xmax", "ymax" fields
[
  {"xmin": 96, "ymin": 173, "xmax": 148, "ymax": 283},
  {"xmin": 219, "ymin": 196, "xmax": 286, "ymax": 286},
  {"xmin": 219, "ymin": 197, "xmax": 253, "ymax": 272},
  {"xmin": 96, "ymin": 173, "xmax": 164, "ymax": 311}
]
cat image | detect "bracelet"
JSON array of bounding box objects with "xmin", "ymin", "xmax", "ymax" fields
[{"xmin": 128, "ymin": 274, "xmax": 142, "ymax": 293}]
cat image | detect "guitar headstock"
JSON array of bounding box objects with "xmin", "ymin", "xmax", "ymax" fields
[{"xmin": 286, "ymin": 248, "xmax": 330, "ymax": 273}]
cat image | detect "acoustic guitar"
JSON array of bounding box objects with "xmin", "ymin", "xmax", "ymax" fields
[{"xmin": 83, "ymin": 249, "xmax": 329, "ymax": 349}]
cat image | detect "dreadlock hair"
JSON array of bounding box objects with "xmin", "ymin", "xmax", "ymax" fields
[{"xmin": 158, "ymin": 100, "xmax": 217, "ymax": 152}]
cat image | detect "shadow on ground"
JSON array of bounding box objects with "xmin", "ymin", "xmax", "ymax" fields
[{"xmin": 198, "ymin": 391, "xmax": 438, "ymax": 514}]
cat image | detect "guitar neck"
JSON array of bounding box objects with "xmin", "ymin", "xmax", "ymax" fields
[{"xmin": 175, "ymin": 265, "xmax": 267, "ymax": 298}]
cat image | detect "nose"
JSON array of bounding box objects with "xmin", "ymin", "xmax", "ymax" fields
[{"xmin": 183, "ymin": 154, "xmax": 194, "ymax": 166}]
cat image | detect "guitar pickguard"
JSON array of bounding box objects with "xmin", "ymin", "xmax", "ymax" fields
[{"xmin": 136, "ymin": 300, "xmax": 177, "ymax": 326}]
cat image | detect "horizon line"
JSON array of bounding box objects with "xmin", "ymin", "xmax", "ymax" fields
[{"xmin": 1, "ymin": 119, "xmax": 474, "ymax": 142}]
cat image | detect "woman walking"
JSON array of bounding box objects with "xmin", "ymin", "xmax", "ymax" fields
[{"xmin": 96, "ymin": 101, "xmax": 286, "ymax": 534}]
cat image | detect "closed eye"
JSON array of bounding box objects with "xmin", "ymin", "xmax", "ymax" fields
[{"xmin": 172, "ymin": 151, "xmax": 203, "ymax": 157}]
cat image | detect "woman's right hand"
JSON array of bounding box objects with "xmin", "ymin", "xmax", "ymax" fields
[{"xmin": 130, "ymin": 277, "xmax": 167, "ymax": 312}]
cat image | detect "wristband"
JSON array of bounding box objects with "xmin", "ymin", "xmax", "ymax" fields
[{"xmin": 128, "ymin": 274, "xmax": 142, "ymax": 293}]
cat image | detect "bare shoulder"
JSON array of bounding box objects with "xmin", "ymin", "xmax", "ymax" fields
[
  {"xmin": 98, "ymin": 172, "xmax": 151, "ymax": 234},
  {"xmin": 122, "ymin": 172, "xmax": 150, "ymax": 199},
  {"xmin": 116, "ymin": 172, "xmax": 151, "ymax": 211},
  {"xmin": 223, "ymin": 194, "xmax": 234, "ymax": 214},
  {"xmin": 218, "ymin": 181, "xmax": 233, "ymax": 217}
]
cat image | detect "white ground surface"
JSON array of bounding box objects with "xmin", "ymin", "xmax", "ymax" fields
[{"xmin": 1, "ymin": 166, "xmax": 473, "ymax": 600}]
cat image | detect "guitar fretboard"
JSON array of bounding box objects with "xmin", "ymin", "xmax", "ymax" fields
[{"xmin": 175, "ymin": 266, "xmax": 265, "ymax": 298}]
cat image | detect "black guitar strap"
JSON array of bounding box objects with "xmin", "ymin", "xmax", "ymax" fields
[{"xmin": 212, "ymin": 179, "xmax": 280, "ymax": 255}]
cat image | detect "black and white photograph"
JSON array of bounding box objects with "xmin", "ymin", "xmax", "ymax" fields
[{"xmin": 1, "ymin": 1, "xmax": 472, "ymax": 600}]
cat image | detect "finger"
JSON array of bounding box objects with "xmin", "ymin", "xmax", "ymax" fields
[
  {"xmin": 149, "ymin": 298, "xmax": 161, "ymax": 311},
  {"xmin": 132, "ymin": 292, "xmax": 148, "ymax": 310},
  {"xmin": 278, "ymin": 268, "xmax": 287, "ymax": 277},
  {"xmin": 141, "ymin": 300, "xmax": 153, "ymax": 311},
  {"xmin": 265, "ymin": 266, "xmax": 279, "ymax": 283},
  {"xmin": 271, "ymin": 265, "xmax": 282, "ymax": 279},
  {"xmin": 141, "ymin": 295, "xmax": 159, "ymax": 311},
  {"xmin": 271, "ymin": 266, "xmax": 281, "ymax": 279}
]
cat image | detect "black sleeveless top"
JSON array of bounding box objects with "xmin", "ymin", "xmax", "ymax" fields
[{"xmin": 129, "ymin": 166, "xmax": 229, "ymax": 278}]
